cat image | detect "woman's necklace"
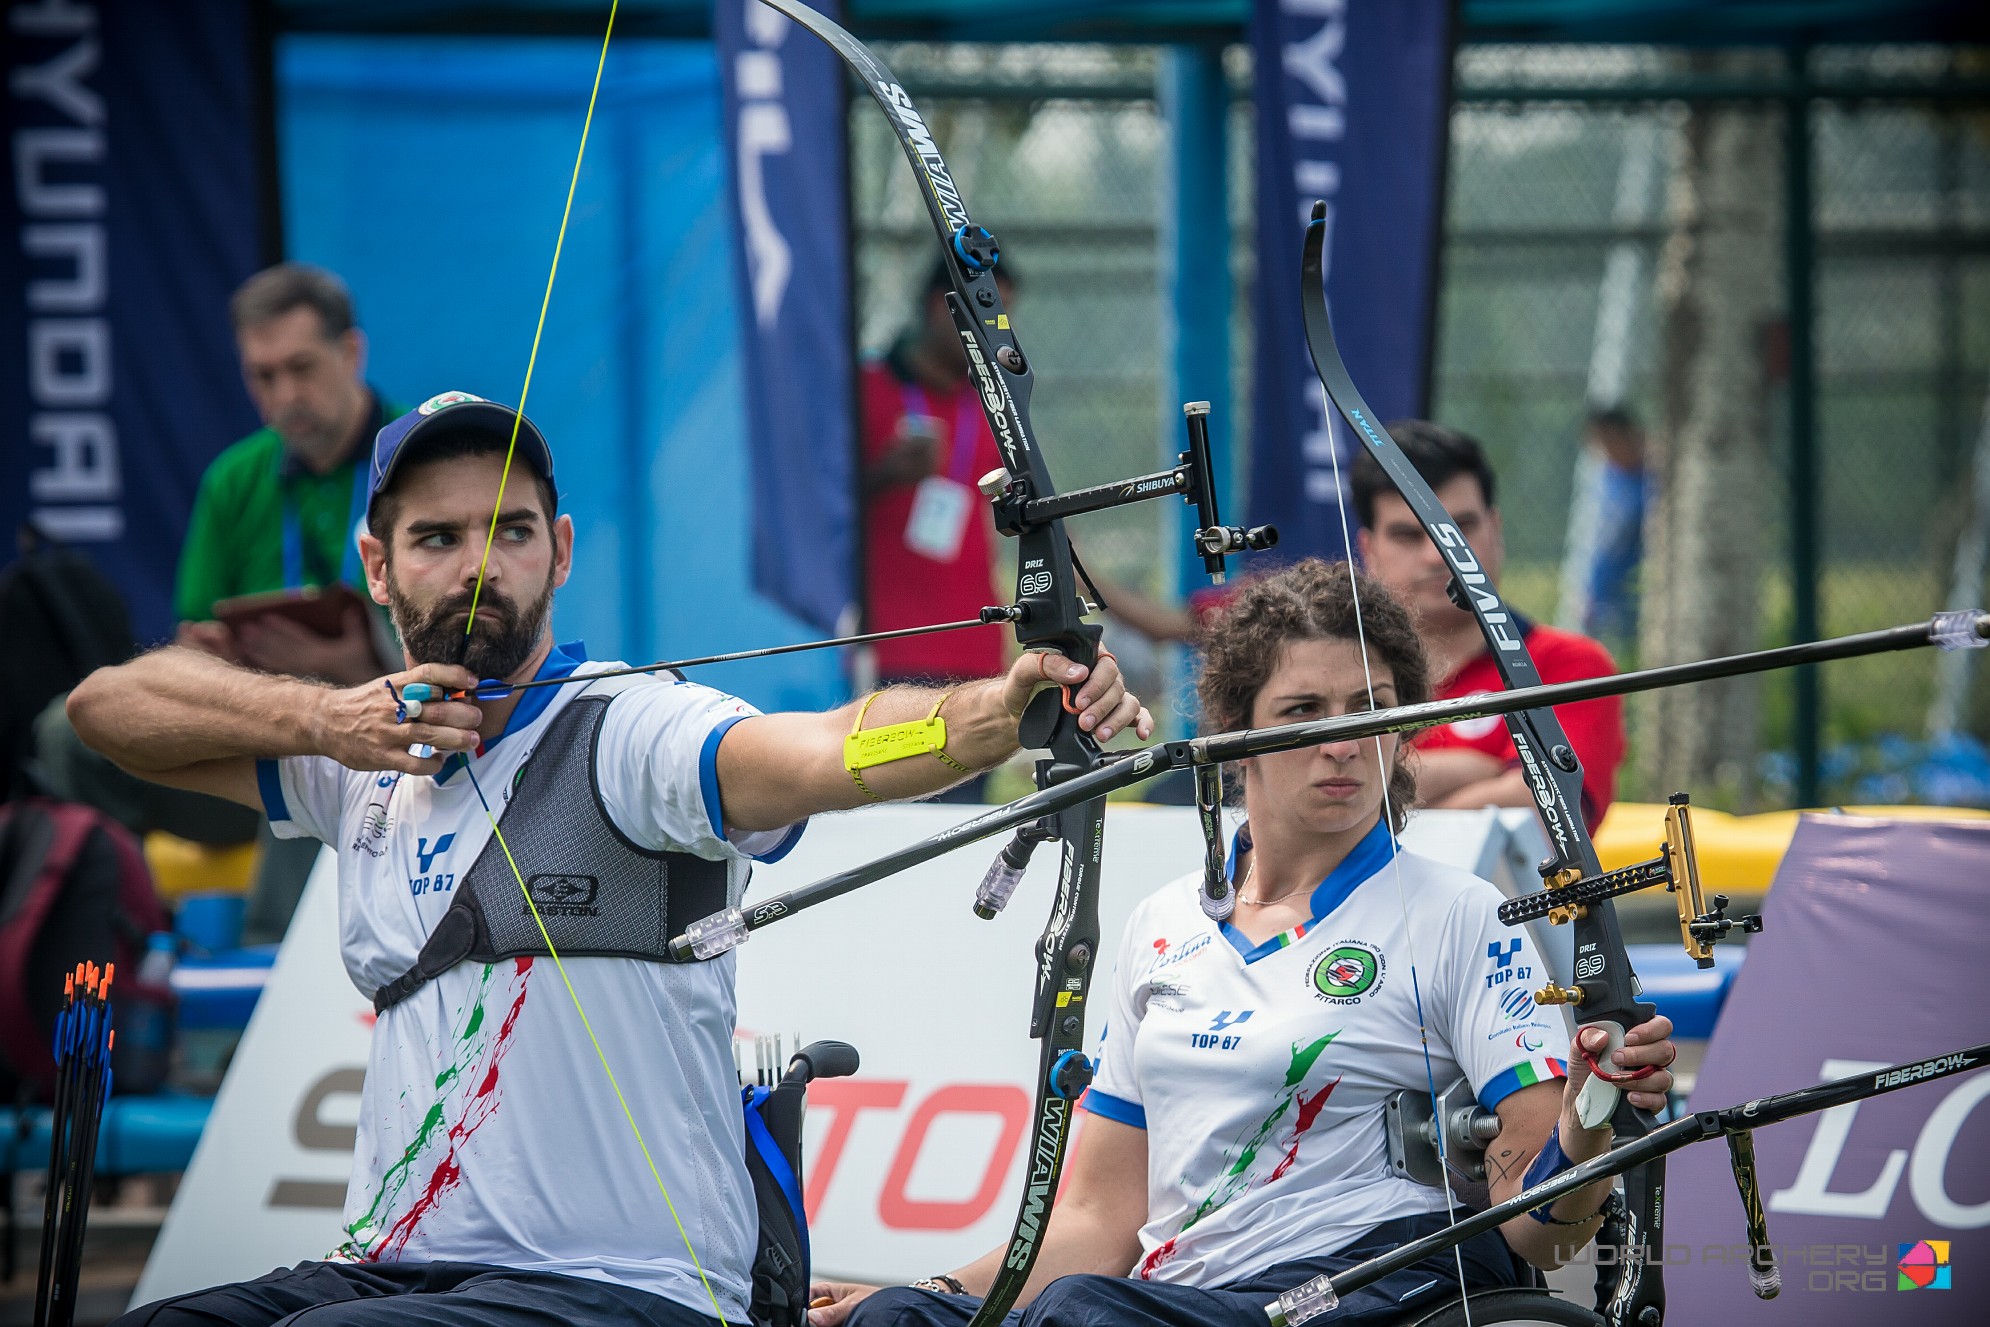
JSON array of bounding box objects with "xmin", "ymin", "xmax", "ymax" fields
[{"xmin": 1236, "ymin": 857, "xmax": 1311, "ymax": 908}]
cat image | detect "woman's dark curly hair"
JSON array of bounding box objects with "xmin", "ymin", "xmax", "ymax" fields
[{"xmin": 1195, "ymin": 558, "xmax": 1431, "ymax": 830}]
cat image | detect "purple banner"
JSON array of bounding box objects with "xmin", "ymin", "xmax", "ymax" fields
[{"xmin": 1664, "ymin": 816, "xmax": 1990, "ymax": 1321}]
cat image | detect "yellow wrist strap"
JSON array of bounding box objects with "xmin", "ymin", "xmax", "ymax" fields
[{"xmin": 845, "ymin": 688, "xmax": 973, "ymax": 802}]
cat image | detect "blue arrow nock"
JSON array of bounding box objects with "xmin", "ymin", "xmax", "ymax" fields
[{"xmin": 400, "ymin": 680, "xmax": 513, "ymax": 705}]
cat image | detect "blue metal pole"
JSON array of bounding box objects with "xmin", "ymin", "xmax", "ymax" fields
[{"xmin": 1160, "ymin": 44, "xmax": 1234, "ymax": 605}]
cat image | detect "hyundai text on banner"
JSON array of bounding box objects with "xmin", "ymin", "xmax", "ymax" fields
[
  {"xmin": 2, "ymin": 0, "xmax": 264, "ymax": 642},
  {"xmin": 1248, "ymin": 0, "xmax": 1452, "ymax": 561},
  {"xmin": 718, "ymin": 0, "xmax": 856, "ymax": 635},
  {"xmin": 1665, "ymin": 816, "xmax": 1990, "ymax": 1324}
]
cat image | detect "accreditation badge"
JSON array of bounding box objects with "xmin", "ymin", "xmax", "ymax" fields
[{"xmin": 905, "ymin": 475, "xmax": 974, "ymax": 562}]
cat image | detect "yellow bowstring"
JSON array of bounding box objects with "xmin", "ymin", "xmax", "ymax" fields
[
  {"xmin": 451, "ymin": 5, "xmax": 732, "ymax": 1319},
  {"xmin": 465, "ymin": 0, "xmax": 617, "ymax": 635},
  {"xmin": 463, "ymin": 761, "xmax": 732, "ymax": 1326}
]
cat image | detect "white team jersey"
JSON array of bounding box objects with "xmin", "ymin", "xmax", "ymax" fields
[
  {"xmin": 258, "ymin": 643, "xmax": 802, "ymax": 1319},
  {"xmin": 1082, "ymin": 820, "xmax": 1569, "ymax": 1288}
]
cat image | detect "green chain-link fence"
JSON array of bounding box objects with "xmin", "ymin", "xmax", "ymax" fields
[{"xmin": 852, "ymin": 41, "xmax": 1990, "ymax": 806}]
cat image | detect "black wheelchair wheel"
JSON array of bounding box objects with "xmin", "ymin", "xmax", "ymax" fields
[{"xmin": 1399, "ymin": 1288, "xmax": 1607, "ymax": 1326}]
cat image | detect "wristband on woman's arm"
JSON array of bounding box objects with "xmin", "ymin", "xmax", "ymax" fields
[{"xmin": 1520, "ymin": 1124, "xmax": 1610, "ymax": 1226}]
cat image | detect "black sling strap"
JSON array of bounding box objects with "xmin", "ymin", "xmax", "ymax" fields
[{"xmin": 373, "ymin": 690, "xmax": 730, "ymax": 1013}]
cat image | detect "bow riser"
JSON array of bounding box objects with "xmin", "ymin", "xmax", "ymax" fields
[{"xmin": 944, "ymin": 300, "xmax": 1101, "ymax": 675}]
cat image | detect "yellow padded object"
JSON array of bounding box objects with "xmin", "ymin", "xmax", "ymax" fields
[
  {"xmin": 1593, "ymin": 801, "xmax": 1990, "ymax": 900},
  {"xmin": 142, "ymin": 832, "xmax": 259, "ymax": 901}
]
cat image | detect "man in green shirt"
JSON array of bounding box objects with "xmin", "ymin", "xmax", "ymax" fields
[{"xmin": 176, "ymin": 263, "xmax": 403, "ymax": 685}]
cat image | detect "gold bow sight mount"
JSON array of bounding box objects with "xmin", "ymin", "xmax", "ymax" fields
[{"xmin": 1498, "ymin": 793, "xmax": 1763, "ymax": 1008}]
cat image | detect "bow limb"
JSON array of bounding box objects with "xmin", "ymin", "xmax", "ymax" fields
[
  {"xmin": 755, "ymin": 5, "xmax": 1105, "ymax": 1320},
  {"xmin": 1298, "ymin": 202, "xmax": 1661, "ymax": 1326}
]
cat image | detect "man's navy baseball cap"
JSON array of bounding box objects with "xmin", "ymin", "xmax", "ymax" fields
[{"xmin": 367, "ymin": 391, "xmax": 557, "ymax": 526}]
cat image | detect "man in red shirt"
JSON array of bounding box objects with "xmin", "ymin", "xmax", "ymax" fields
[
  {"xmin": 1352, "ymin": 421, "xmax": 1624, "ymax": 827},
  {"xmin": 859, "ymin": 261, "xmax": 1020, "ymax": 672}
]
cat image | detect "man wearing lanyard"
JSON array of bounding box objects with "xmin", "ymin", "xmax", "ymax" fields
[
  {"xmin": 859, "ymin": 259, "xmax": 1020, "ymax": 799},
  {"xmin": 176, "ymin": 263, "xmax": 403, "ymax": 685}
]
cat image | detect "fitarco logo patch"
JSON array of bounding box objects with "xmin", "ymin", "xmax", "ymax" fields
[{"xmin": 1310, "ymin": 941, "xmax": 1386, "ymax": 1004}]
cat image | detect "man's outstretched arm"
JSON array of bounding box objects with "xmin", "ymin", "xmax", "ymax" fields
[{"xmin": 716, "ymin": 651, "xmax": 1151, "ymax": 832}]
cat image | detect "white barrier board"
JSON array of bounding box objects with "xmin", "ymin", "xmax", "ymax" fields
[{"xmin": 136, "ymin": 805, "xmax": 1543, "ymax": 1302}]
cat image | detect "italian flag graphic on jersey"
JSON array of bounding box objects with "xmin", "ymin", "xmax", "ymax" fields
[
  {"xmin": 1138, "ymin": 1031, "xmax": 1344, "ymax": 1279},
  {"xmin": 341, "ymin": 959, "xmax": 534, "ymax": 1258}
]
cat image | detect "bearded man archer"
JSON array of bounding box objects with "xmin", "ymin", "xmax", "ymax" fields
[{"xmin": 69, "ymin": 393, "xmax": 1150, "ymax": 1327}]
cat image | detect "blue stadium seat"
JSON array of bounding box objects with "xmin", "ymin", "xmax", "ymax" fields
[
  {"xmin": 171, "ymin": 945, "xmax": 277, "ymax": 1031},
  {"xmin": 1, "ymin": 1094, "xmax": 212, "ymax": 1176}
]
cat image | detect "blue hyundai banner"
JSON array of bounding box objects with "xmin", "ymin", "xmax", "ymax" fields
[
  {"xmin": 717, "ymin": 0, "xmax": 856, "ymax": 635},
  {"xmin": 1248, "ymin": 0, "xmax": 1453, "ymax": 562},
  {"xmin": 2, "ymin": 0, "xmax": 264, "ymax": 643}
]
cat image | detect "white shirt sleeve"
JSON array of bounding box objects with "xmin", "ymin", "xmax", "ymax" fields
[
  {"xmin": 1435, "ymin": 882, "xmax": 1573, "ymax": 1112},
  {"xmin": 594, "ymin": 678, "xmax": 805, "ymax": 862},
  {"xmin": 256, "ymin": 755, "xmax": 353, "ymax": 846},
  {"xmin": 1081, "ymin": 893, "xmax": 1157, "ymax": 1129}
]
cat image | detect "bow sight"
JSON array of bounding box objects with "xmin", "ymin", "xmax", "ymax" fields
[
  {"xmin": 974, "ymin": 400, "xmax": 1279, "ymax": 593},
  {"xmin": 968, "ymin": 396, "xmax": 1279, "ymax": 925},
  {"xmin": 1499, "ymin": 794, "xmax": 1764, "ymax": 1013}
]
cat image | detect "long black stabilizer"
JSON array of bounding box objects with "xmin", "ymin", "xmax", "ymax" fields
[{"xmin": 670, "ymin": 610, "xmax": 1988, "ymax": 952}]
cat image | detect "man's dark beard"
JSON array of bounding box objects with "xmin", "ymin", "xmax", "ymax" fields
[{"xmin": 387, "ymin": 567, "xmax": 555, "ymax": 681}]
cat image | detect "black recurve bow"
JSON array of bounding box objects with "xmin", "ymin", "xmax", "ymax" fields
[
  {"xmin": 1298, "ymin": 199, "xmax": 1670, "ymax": 1326},
  {"xmin": 755, "ymin": 6, "xmax": 1109, "ymax": 1320}
]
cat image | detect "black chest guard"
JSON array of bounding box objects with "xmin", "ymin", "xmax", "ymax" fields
[{"xmin": 372, "ymin": 688, "xmax": 732, "ymax": 1013}]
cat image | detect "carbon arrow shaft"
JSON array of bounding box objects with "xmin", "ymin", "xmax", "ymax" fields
[{"xmin": 685, "ymin": 610, "xmax": 1987, "ymax": 949}]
